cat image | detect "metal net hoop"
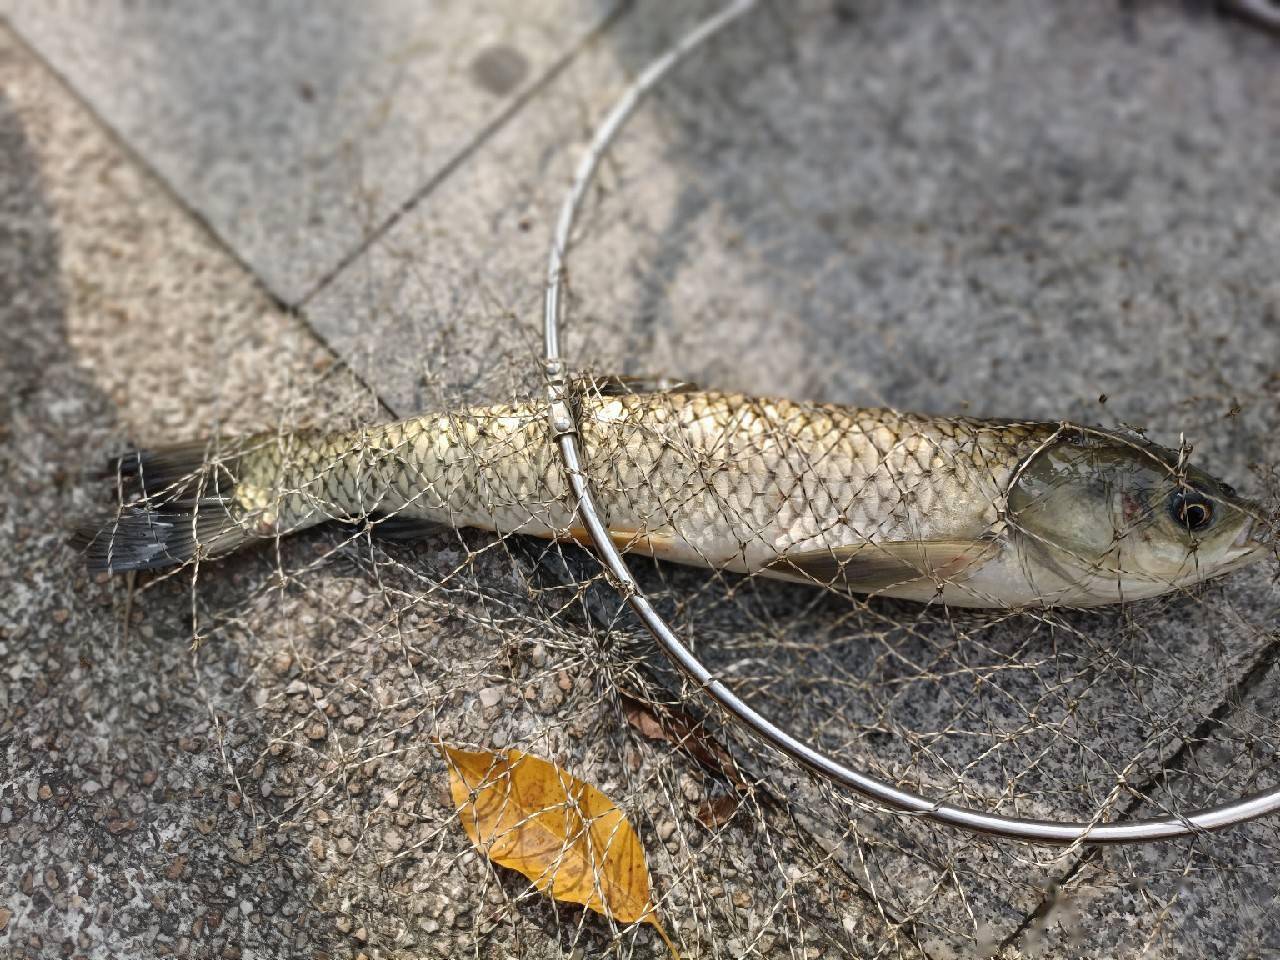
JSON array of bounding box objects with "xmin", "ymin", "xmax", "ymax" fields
[{"xmin": 538, "ymin": 0, "xmax": 1280, "ymax": 846}]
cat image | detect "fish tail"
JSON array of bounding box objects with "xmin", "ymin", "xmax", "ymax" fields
[{"xmin": 72, "ymin": 440, "xmax": 252, "ymax": 573}]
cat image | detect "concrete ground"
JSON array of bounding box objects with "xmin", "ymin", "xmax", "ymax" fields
[{"xmin": 2, "ymin": 2, "xmax": 1279, "ymax": 958}]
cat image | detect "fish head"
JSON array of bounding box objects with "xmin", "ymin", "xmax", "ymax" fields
[{"xmin": 1006, "ymin": 427, "xmax": 1266, "ymax": 605}]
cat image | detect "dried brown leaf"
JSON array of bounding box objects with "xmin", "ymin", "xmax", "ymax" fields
[
  {"xmin": 622, "ymin": 694, "xmax": 745, "ymax": 787},
  {"xmin": 440, "ymin": 744, "xmax": 678, "ymax": 956},
  {"xmin": 694, "ymin": 792, "xmax": 741, "ymax": 831},
  {"xmin": 624, "ymin": 699, "xmax": 667, "ymax": 742}
]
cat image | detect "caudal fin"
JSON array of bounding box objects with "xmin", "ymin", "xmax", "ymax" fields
[{"xmin": 72, "ymin": 441, "xmax": 251, "ymax": 573}]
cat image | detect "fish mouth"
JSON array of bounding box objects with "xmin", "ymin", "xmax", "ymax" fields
[
  {"xmin": 1233, "ymin": 519, "xmax": 1255, "ymax": 550},
  {"xmin": 1232, "ymin": 516, "xmax": 1269, "ymax": 551},
  {"xmin": 1219, "ymin": 518, "xmax": 1270, "ymax": 571}
]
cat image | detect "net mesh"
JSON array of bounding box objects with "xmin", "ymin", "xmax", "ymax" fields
[{"xmin": 11, "ymin": 3, "xmax": 1280, "ymax": 959}]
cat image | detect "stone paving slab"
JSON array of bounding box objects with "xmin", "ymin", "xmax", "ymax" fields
[
  {"xmin": 306, "ymin": 0, "xmax": 1280, "ymax": 954},
  {"xmin": 0, "ymin": 0, "xmax": 621, "ymax": 305},
  {"xmin": 0, "ymin": 21, "xmax": 383, "ymax": 959},
  {"xmin": 1004, "ymin": 657, "xmax": 1280, "ymax": 960},
  {"xmin": 4, "ymin": 1, "xmax": 1280, "ymax": 958},
  {"xmin": 0, "ymin": 12, "xmax": 921, "ymax": 960}
]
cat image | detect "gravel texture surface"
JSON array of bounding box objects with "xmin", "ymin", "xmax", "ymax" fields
[{"xmin": 3, "ymin": 3, "xmax": 1280, "ymax": 959}]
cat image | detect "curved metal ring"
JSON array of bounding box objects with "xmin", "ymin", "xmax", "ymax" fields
[{"xmin": 541, "ymin": 0, "xmax": 1280, "ymax": 844}]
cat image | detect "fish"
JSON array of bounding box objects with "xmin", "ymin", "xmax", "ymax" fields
[{"xmin": 72, "ymin": 377, "xmax": 1269, "ymax": 609}]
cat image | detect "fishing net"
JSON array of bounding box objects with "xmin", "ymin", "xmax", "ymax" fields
[{"xmin": 8, "ymin": 3, "xmax": 1280, "ymax": 959}]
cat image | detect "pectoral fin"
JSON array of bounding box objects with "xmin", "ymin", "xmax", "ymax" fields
[
  {"xmin": 561, "ymin": 524, "xmax": 681, "ymax": 559},
  {"xmin": 766, "ymin": 539, "xmax": 995, "ymax": 592}
]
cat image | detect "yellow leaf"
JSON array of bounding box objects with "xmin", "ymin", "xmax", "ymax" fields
[{"xmin": 440, "ymin": 744, "xmax": 678, "ymax": 956}]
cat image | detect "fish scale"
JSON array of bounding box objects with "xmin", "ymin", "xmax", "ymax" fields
[
  {"xmin": 75, "ymin": 385, "xmax": 1264, "ymax": 609},
  {"xmin": 230, "ymin": 391, "xmax": 1052, "ymax": 565}
]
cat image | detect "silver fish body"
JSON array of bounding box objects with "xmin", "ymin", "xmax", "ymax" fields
[{"xmin": 76, "ymin": 387, "xmax": 1266, "ymax": 609}]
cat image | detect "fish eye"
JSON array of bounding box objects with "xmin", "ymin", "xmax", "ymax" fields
[{"xmin": 1169, "ymin": 490, "xmax": 1214, "ymax": 533}]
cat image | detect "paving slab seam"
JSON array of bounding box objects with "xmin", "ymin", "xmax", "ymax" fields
[
  {"xmin": 0, "ymin": 3, "xmax": 629, "ymax": 389},
  {"xmin": 994, "ymin": 624, "xmax": 1280, "ymax": 957},
  {"xmin": 0, "ymin": 18, "xmax": 413, "ymax": 457},
  {"xmin": 295, "ymin": 0, "xmax": 635, "ymax": 313},
  {"xmin": 0, "ymin": 14, "xmax": 452, "ymax": 439},
  {"xmin": 0, "ymin": 17, "xmax": 303, "ymax": 311}
]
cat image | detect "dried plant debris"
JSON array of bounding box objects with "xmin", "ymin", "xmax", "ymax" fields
[
  {"xmin": 440, "ymin": 744, "xmax": 679, "ymax": 956},
  {"xmin": 622, "ymin": 692, "xmax": 745, "ymax": 790}
]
